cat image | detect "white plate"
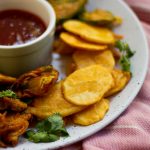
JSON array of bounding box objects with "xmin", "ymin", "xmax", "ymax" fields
[{"xmin": 5, "ymin": 0, "xmax": 149, "ymax": 149}]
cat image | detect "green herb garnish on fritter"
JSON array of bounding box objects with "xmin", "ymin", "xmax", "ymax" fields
[
  {"xmin": 25, "ymin": 113, "xmax": 69, "ymax": 143},
  {"xmin": 115, "ymin": 40, "xmax": 135, "ymax": 72},
  {"xmin": 0, "ymin": 90, "xmax": 17, "ymax": 99}
]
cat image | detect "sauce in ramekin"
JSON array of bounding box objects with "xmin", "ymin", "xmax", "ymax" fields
[{"xmin": 0, "ymin": 10, "xmax": 46, "ymax": 46}]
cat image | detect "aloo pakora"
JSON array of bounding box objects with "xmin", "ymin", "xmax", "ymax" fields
[
  {"xmin": 0, "ymin": 97, "xmax": 27, "ymax": 112},
  {"xmin": 12, "ymin": 65, "xmax": 58, "ymax": 98},
  {"xmin": 0, "ymin": 74, "xmax": 16, "ymax": 90},
  {"xmin": 0, "ymin": 113, "xmax": 31, "ymax": 147}
]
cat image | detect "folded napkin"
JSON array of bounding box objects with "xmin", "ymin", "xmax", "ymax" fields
[{"xmin": 60, "ymin": 0, "xmax": 150, "ymax": 149}]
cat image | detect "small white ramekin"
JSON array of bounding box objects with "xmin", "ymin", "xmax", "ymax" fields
[{"xmin": 0, "ymin": 0, "xmax": 56, "ymax": 76}]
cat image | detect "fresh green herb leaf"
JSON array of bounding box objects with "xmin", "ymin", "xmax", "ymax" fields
[
  {"xmin": 36, "ymin": 121, "xmax": 46, "ymax": 132},
  {"xmin": 36, "ymin": 113, "xmax": 64, "ymax": 134},
  {"xmin": 119, "ymin": 55, "xmax": 130, "ymax": 71},
  {"xmin": 26, "ymin": 131, "xmax": 59, "ymax": 143},
  {"xmin": 115, "ymin": 40, "xmax": 135, "ymax": 72},
  {"xmin": 125, "ymin": 44, "xmax": 135, "ymax": 58},
  {"xmin": 58, "ymin": 128, "xmax": 69, "ymax": 137},
  {"xmin": 25, "ymin": 113, "xmax": 69, "ymax": 143},
  {"xmin": 47, "ymin": 134, "xmax": 59, "ymax": 142},
  {"xmin": 0, "ymin": 90, "xmax": 17, "ymax": 98},
  {"xmin": 25, "ymin": 130, "xmax": 35, "ymax": 138},
  {"xmin": 47, "ymin": 113, "xmax": 64, "ymax": 132},
  {"xmin": 115, "ymin": 40, "xmax": 125, "ymax": 52},
  {"xmin": 30, "ymin": 131, "xmax": 46, "ymax": 143}
]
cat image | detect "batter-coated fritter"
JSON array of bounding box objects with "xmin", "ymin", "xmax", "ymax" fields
[
  {"xmin": 0, "ymin": 97, "xmax": 27, "ymax": 112},
  {"xmin": 0, "ymin": 74, "xmax": 16, "ymax": 90},
  {"xmin": 12, "ymin": 65, "xmax": 58, "ymax": 98},
  {"xmin": 0, "ymin": 74, "xmax": 16, "ymax": 84},
  {"xmin": 0, "ymin": 113, "xmax": 31, "ymax": 147}
]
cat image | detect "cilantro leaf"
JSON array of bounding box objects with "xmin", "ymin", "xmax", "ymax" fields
[
  {"xmin": 58, "ymin": 128, "xmax": 69, "ymax": 137},
  {"xmin": 125, "ymin": 44, "xmax": 135, "ymax": 58},
  {"xmin": 25, "ymin": 113, "xmax": 69, "ymax": 143},
  {"xmin": 0, "ymin": 90, "xmax": 17, "ymax": 99},
  {"xmin": 115, "ymin": 40, "xmax": 125, "ymax": 52},
  {"xmin": 119, "ymin": 55, "xmax": 131, "ymax": 71},
  {"xmin": 47, "ymin": 113, "xmax": 64, "ymax": 132},
  {"xmin": 115, "ymin": 40, "xmax": 135, "ymax": 72},
  {"xmin": 26, "ymin": 131, "xmax": 59, "ymax": 143}
]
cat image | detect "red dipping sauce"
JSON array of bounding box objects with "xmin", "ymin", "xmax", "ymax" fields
[{"xmin": 0, "ymin": 10, "xmax": 46, "ymax": 46}]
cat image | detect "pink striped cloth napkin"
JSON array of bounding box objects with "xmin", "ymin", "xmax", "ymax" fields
[{"xmin": 60, "ymin": 0, "xmax": 150, "ymax": 149}]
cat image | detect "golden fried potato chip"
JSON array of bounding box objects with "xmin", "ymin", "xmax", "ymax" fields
[
  {"xmin": 62, "ymin": 65, "xmax": 114, "ymax": 106},
  {"xmin": 105, "ymin": 70, "xmax": 131, "ymax": 97},
  {"xmin": 63, "ymin": 20, "xmax": 115, "ymax": 44},
  {"xmin": 73, "ymin": 50, "xmax": 115, "ymax": 70},
  {"xmin": 113, "ymin": 34, "xmax": 124, "ymax": 40},
  {"xmin": 67, "ymin": 62, "xmax": 77, "ymax": 75},
  {"xmin": 53, "ymin": 38, "xmax": 75, "ymax": 55},
  {"xmin": 94, "ymin": 50, "xmax": 115, "ymax": 69},
  {"xmin": 60, "ymin": 32, "xmax": 107, "ymax": 51},
  {"xmin": 26, "ymin": 82, "xmax": 85, "ymax": 119},
  {"xmin": 73, "ymin": 98, "xmax": 109, "ymax": 126}
]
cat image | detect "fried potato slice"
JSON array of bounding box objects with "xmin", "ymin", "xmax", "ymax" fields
[
  {"xmin": 105, "ymin": 70, "xmax": 131, "ymax": 97},
  {"xmin": 53, "ymin": 38, "xmax": 75, "ymax": 55},
  {"xmin": 27, "ymin": 82, "xmax": 85, "ymax": 119},
  {"xmin": 62, "ymin": 65, "xmax": 114, "ymax": 106},
  {"xmin": 67, "ymin": 62, "xmax": 77, "ymax": 75},
  {"xmin": 63, "ymin": 20, "xmax": 115, "ymax": 44},
  {"xmin": 73, "ymin": 50, "xmax": 115, "ymax": 70},
  {"xmin": 73, "ymin": 98, "xmax": 109, "ymax": 126},
  {"xmin": 60, "ymin": 32, "xmax": 107, "ymax": 51}
]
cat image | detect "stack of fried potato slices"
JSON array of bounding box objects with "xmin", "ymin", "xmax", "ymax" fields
[{"xmin": 27, "ymin": 20, "xmax": 131, "ymax": 126}]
